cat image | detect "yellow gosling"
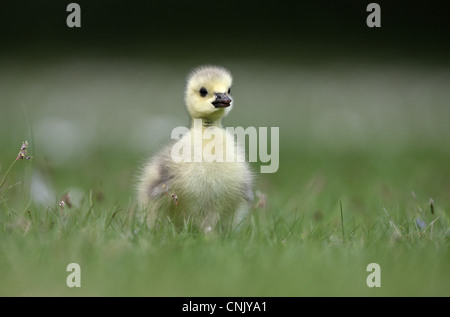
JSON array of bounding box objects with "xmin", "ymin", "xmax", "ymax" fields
[{"xmin": 137, "ymin": 65, "xmax": 253, "ymax": 232}]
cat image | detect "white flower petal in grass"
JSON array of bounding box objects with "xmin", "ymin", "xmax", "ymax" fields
[{"xmin": 30, "ymin": 171, "xmax": 55, "ymax": 206}]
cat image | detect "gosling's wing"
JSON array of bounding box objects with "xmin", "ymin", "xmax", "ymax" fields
[
  {"xmin": 244, "ymin": 161, "xmax": 255, "ymax": 203},
  {"xmin": 244, "ymin": 183, "xmax": 254, "ymax": 203},
  {"xmin": 137, "ymin": 150, "xmax": 174, "ymax": 204}
]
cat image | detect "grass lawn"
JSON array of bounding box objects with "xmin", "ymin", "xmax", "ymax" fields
[{"xmin": 0, "ymin": 57, "xmax": 449, "ymax": 296}]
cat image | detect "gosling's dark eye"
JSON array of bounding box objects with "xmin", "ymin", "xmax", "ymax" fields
[
  {"xmin": 199, "ymin": 87, "xmax": 208, "ymax": 97},
  {"xmin": 228, "ymin": 88, "xmax": 231, "ymax": 94}
]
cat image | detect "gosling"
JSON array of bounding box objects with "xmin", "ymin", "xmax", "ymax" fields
[
  {"xmin": 137, "ymin": 66, "xmax": 253, "ymax": 232},
  {"xmin": 137, "ymin": 65, "xmax": 253, "ymax": 232}
]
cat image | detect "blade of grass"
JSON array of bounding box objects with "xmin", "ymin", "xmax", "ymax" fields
[{"xmin": 340, "ymin": 200, "xmax": 345, "ymax": 242}]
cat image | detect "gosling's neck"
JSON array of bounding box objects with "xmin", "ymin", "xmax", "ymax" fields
[{"xmin": 191, "ymin": 118, "xmax": 223, "ymax": 129}]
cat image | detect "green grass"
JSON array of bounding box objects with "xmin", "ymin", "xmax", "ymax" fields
[
  {"xmin": 0, "ymin": 58, "xmax": 449, "ymax": 296},
  {"xmin": 1, "ymin": 146, "xmax": 448, "ymax": 296}
]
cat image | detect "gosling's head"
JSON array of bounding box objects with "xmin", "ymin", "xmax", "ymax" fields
[{"xmin": 185, "ymin": 65, "xmax": 233, "ymax": 122}]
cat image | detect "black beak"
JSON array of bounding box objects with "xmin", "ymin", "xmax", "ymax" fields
[{"xmin": 212, "ymin": 93, "xmax": 232, "ymax": 108}]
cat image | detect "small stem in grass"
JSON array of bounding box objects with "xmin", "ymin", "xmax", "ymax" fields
[
  {"xmin": 340, "ymin": 200, "xmax": 345, "ymax": 242},
  {"xmin": 0, "ymin": 160, "xmax": 17, "ymax": 192},
  {"xmin": 0, "ymin": 181, "xmax": 23, "ymax": 197},
  {"xmin": 1, "ymin": 141, "xmax": 33, "ymax": 194}
]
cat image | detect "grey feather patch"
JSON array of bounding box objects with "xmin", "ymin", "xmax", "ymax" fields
[
  {"xmin": 244, "ymin": 184, "xmax": 254, "ymax": 203},
  {"xmin": 147, "ymin": 159, "xmax": 174, "ymax": 198}
]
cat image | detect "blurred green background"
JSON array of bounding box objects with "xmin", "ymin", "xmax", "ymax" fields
[
  {"xmin": 1, "ymin": 1, "xmax": 449, "ymax": 206},
  {"xmin": 0, "ymin": 1, "xmax": 449, "ymax": 297}
]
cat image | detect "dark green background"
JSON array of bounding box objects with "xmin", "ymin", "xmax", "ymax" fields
[{"xmin": 1, "ymin": 1, "xmax": 449, "ymax": 61}]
